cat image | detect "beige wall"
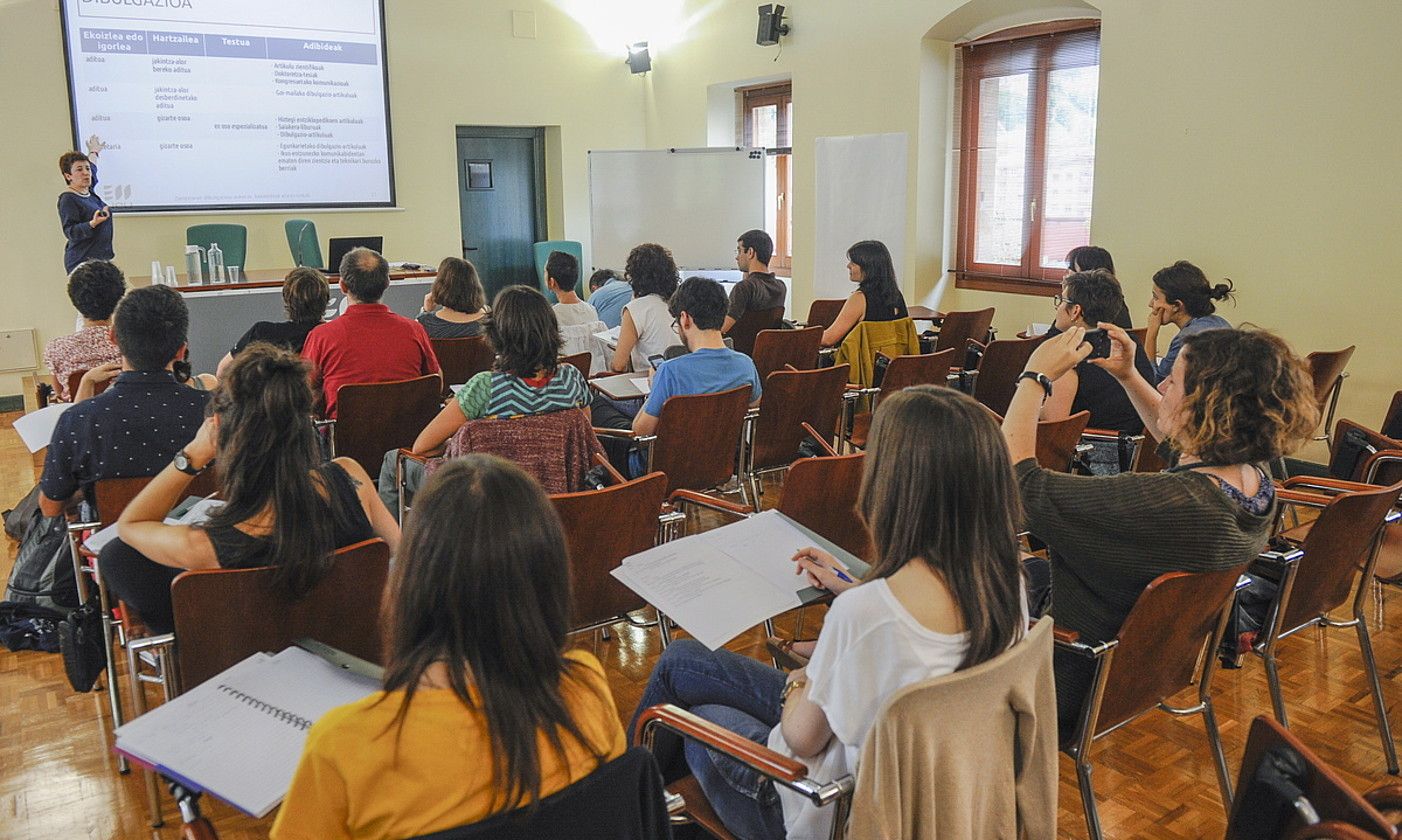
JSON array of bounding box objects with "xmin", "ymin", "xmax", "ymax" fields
[{"xmin": 3, "ymin": 0, "xmax": 1399, "ymax": 440}]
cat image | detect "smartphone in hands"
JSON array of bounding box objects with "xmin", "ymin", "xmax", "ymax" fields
[
  {"xmin": 1082, "ymin": 328, "xmax": 1112, "ymax": 360},
  {"xmin": 647, "ymin": 354, "xmax": 665, "ymax": 371}
]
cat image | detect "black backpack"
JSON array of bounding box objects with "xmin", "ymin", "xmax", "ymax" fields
[{"xmin": 0, "ymin": 507, "xmax": 79, "ymax": 623}]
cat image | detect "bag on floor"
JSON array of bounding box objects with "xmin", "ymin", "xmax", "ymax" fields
[
  {"xmin": 0, "ymin": 506, "xmax": 78, "ymax": 623},
  {"xmin": 2, "ymin": 483, "xmax": 43, "ymax": 542}
]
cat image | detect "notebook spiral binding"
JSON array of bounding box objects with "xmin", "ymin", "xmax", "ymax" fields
[{"xmin": 217, "ymin": 684, "xmax": 314, "ymax": 731}]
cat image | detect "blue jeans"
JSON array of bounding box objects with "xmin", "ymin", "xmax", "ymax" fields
[{"xmin": 632, "ymin": 639, "xmax": 789, "ymax": 840}]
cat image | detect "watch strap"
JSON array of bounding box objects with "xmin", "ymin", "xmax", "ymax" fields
[{"xmin": 1017, "ymin": 371, "xmax": 1054, "ymax": 399}]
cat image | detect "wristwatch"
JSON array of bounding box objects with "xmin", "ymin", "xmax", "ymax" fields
[
  {"xmin": 172, "ymin": 449, "xmax": 207, "ymax": 476},
  {"xmin": 1017, "ymin": 370, "xmax": 1054, "ymax": 399},
  {"xmin": 781, "ymin": 677, "xmax": 807, "ymax": 703}
]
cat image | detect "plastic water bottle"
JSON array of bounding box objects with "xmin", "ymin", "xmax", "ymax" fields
[
  {"xmin": 208, "ymin": 242, "xmax": 226, "ymax": 284},
  {"xmin": 185, "ymin": 245, "xmax": 204, "ymax": 285}
]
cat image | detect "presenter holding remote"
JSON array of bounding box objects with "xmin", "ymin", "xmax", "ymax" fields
[{"xmin": 57, "ymin": 135, "xmax": 114, "ymax": 273}]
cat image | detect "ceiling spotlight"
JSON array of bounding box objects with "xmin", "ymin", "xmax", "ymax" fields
[{"xmin": 626, "ymin": 41, "xmax": 651, "ymax": 74}]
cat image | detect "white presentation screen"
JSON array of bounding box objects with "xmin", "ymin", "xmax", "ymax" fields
[{"xmin": 60, "ymin": 0, "xmax": 395, "ymax": 211}]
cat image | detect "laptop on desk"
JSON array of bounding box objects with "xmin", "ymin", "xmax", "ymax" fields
[{"xmin": 325, "ymin": 236, "xmax": 384, "ymax": 274}]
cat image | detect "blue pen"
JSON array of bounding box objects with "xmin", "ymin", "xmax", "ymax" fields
[{"xmin": 831, "ymin": 565, "xmax": 854, "ymax": 584}]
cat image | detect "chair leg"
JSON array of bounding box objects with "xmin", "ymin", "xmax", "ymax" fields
[
  {"xmin": 1263, "ymin": 647, "xmax": 1290, "ymax": 727},
  {"xmin": 126, "ymin": 644, "xmax": 163, "ymax": 828},
  {"xmin": 96, "ymin": 578, "xmax": 127, "ymax": 773},
  {"xmin": 1075, "ymin": 757, "xmax": 1104, "ymax": 840},
  {"xmin": 1200, "ymin": 697, "xmax": 1235, "ymax": 812},
  {"xmin": 658, "ymin": 611, "xmax": 673, "ymax": 649},
  {"xmin": 1355, "ymin": 619, "xmax": 1400, "ymax": 774}
]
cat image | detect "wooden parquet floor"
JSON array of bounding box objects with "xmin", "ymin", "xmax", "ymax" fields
[{"xmin": 1, "ymin": 408, "xmax": 1400, "ymax": 839}]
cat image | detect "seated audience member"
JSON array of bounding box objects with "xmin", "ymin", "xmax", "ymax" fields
[
  {"xmin": 609, "ymin": 243, "xmax": 680, "ymax": 373},
  {"xmin": 634, "ymin": 386, "xmax": 1029, "ymax": 840},
  {"xmin": 546, "ymin": 250, "xmax": 599, "ymax": 327},
  {"xmin": 587, "ymin": 268, "xmax": 631, "ymax": 329},
  {"xmin": 273, "ymin": 455, "xmax": 625, "ymax": 839},
  {"xmin": 1003, "ymin": 324, "xmax": 1317, "ymax": 734},
  {"xmin": 1064, "ymin": 245, "xmax": 1133, "ymax": 329},
  {"xmin": 723, "ymin": 228, "xmax": 786, "ymax": 333},
  {"xmin": 301, "ymin": 247, "xmax": 440, "ymax": 418},
  {"xmin": 820, "ymin": 240, "xmax": 909, "ymax": 347},
  {"xmin": 100, "ymin": 345, "xmax": 400, "ymax": 634},
  {"xmin": 39, "ymin": 285, "xmax": 209, "ymax": 518},
  {"xmin": 593, "ymin": 276, "xmax": 762, "ymax": 475},
  {"xmin": 1042, "ymin": 269, "xmax": 1157, "ymax": 436},
  {"xmin": 1144, "ymin": 260, "xmax": 1234, "ymax": 381},
  {"xmin": 43, "ymin": 259, "xmax": 125, "ymax": 401},
  {"xmin": 417, "ymin": 257, "xmax": 490, "ymax": 339},
  {"xmin": 216, "ymin": 267, "xmax": 329, "ymax": 376},
  {"xmin": 380, "ymin": 286, "xmax": 590, "ymax": 514}
]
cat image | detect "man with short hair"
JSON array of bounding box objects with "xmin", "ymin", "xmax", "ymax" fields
[
  {"xmin": 39, "ymin": 285, "xmax": 209, "ymax": 517},
  {"xmin": 1064, "ymin": 245, "xmax": 1133, "ymax": 329},
  {"xmin": 586, "ymin": 268, "xmax": 632, "ymax": 329},
  {"xmin": 546, "ymin": 251, "xmax": 599, "ymax": 327},
  {"xmin": 301, "ymin": 247, "xmax": 439, "ymax": 418},
  {"xmin": 722, "ymin": 229, "xmax": 786, "ymax": 334}
]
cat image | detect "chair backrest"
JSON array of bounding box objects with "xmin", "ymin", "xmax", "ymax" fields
[
  {"xmin": 1328, "ymin": 419, "xmax": 1402, "ymax": 483},
  {"xmin": 1280, "ymin": 481, "xmax": 1402, "ymax": 632},
  {"xmin": 776, "ymin": 452, "xmax": 871, "ymax": 561},
  {"xmin": 1226, "ymin": 715, "xmax": 1397, "ymax": 840},
  {"xmin": 1126, "ymin": 327, "xmax": 1148, "ymax": 348},
  {"xmin": 1307, "ymin": 346, "xmax": 1357, "ymax": 412},
  {"xmin": 437, "ymin": 408, "xmax": 605, "ymax": 495},
  {"xmin": 431, "ymin": 336, "xmax": 496, "ymax": 391},
  {"xmin": 559, "ymin": 320, "xmax": 610, "ymax": 374},
  {"xmin": 532, "ymin": 240, "xmax": 584, "ymax": 301},
  {"xmin": 835, "ymin": 318, "xmax": 921, "ymax": 388},
  {"xmin": 805, "ymin": 298, "xmax": 846, "ymax": 329},
  {"xmin": 560, "ymin": 352, "xmax": 592, "ymax": 381},
  {"xmin": 1131, "ymin": 429, "xmax": 1167, "ymax": 473},
  {"xmin": 933, "ymin": 307, "xmax": 996, "ymax": 355},
  {"xmin": 653, "ymin": 386, "xmax": 753, "ymax": 495},
  {"xmin": 1093, "ymin": 565, "xmax": 1248, "ymax": 732},
  {"xmin": 973, "ymin": 335, "xmax": 1048, "ymax": 417},
  {"xmin": 1035, "ymin": 410, "xmax": 1091, "ymax": 472},
  {"xmin": 849, "ymin": 617, "xmax": 1056, "ymax": 840},
  {"xmin": 284, "ymin": 218, "xmax": 323, "ymax": 268},
  {"xmin": 334, "ymin": 374, "xmax": 444, "ymax": 475},
  {"xmin": 551, "ymin": 472, "xmax": 668, "ymax": 631},
  {"xmin": 752, "ymin": 365, "xmax": 850, "ymax": 472},
  {"xmin": 727, "ymin": 306, "xmax": 785, "ymax": 356},
  {"xmin": 186, "ymin": 223, "xmax": 249, "ymax": 269},
  {"xmin": 170, "ymin": 538, "xmax": 392, "ymax": 692},
  {"xmin": 66, "ymin": 369, "xmax": 111, "ymax": 402},
  {"xmin": 1384, "ymin": 391, "xmax": 1402, "ymax": 440},
  {"xmin": 751, "ymin": 326, "xmax": 822, "ymax": 381},
  {"xmin": 875, "ymin": 348, "xmax": 958, "ymax": 406},
  {"xmin": 93, "ymin": 471, "xmax": 221, "ymax": 525}
]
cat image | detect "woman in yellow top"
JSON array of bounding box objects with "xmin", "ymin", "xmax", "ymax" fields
[{"xmin": 272, "ymin": 455, "xmax": 627, "ymax": 839}]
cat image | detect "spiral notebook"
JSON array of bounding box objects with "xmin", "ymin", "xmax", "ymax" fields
[{"xmin": 113, "ymin": 643, "xmax": 381, "ymax": 818}]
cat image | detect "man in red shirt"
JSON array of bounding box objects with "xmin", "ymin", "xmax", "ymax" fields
[{"xmin": 301, "ymin": 247, "xmax": 440, "ymax": 417}]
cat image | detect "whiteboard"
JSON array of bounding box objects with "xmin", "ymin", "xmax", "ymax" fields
[{"xmin": 588, "ymin": 148, "xmax": 766, "ymax": 271}]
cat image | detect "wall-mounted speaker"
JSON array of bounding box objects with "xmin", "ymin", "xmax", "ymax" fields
[{"xmin": 757, "ymin": 4, "xmax": 790, "ymax": 47}]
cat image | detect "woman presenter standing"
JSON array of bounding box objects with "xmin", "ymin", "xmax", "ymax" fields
[{"xmin": 57, "ymin": 136, "xmax": 114, "ymax": 273}]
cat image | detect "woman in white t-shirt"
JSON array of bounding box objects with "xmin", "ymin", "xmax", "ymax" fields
[
  {"xmin": 609, "ymin": 243, "xmax": 680, "ymax": 373},
  {"xmin": 630, "ymin": 386, "xmax": 1028, "ymax": 840}
]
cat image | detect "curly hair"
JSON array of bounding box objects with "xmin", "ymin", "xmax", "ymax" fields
[
  {"xmin": 484, "ymin": 286, "xmax": 562, "ymax": 378},
  {"xmin": 1171, "ymin": 328, "xmax": 1318, "ymax": 464},
  {"xmin": 625, "ymin": 243, "xmax": 679, "ymax": 300},
  {"xmin": 67, "ymin": 260, "xmax": 127, "ymax": 321}
]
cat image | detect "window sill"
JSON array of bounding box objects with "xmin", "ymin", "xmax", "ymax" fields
[{"xmin": 952, "ymin": 272, "xmax": 1060, "ymax": 296}]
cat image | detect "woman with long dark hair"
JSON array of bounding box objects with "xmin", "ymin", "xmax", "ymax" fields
[
  {"xmin": 101, "ymin": 344, "xmax": 400, "ymax": 633},
  {"xmin": 632, "ymin": 386, "xmax": 1027, "ymax": 840},
  {"xmin": 819, "ymin": 239, "xmax": 909, "ymax": 347},
  {"xmin": 273, "ymin": 456, "xmax": 626, "ymax": 838},
  {"xmin": 1143, "ymin": 259, "xmax": 1234, "ymax": 381}
]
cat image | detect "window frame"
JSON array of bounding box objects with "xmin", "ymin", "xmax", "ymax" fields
[
  {"xmin": 740, "ymin": 82, "xmax": 793, "ymax": 273},
  {"xmin": 953, "ymin": 19, "xmax": 1101, "ymax": 296}
]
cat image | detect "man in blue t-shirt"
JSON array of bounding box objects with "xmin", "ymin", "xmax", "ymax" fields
[
  {"xmin": 586, "ymin": 268, "xmax": 632, "ymax": 329},
  {"xmin": 618, "ymin": 276, "xmax": 762, "ymax": 476}
]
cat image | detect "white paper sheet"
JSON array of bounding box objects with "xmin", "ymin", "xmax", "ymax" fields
[
  {"xmin": 593, "ymin": 325, "xmax": 621, "ymax": 348},
  {"xmin": 630, "ymin": 377, "xmax": 652, "ymax": 395},
  {"xmin": 13, "ymin": 402, "xmax": 73, "ymax": 453},
  {"xmin": 84, "ymin": 497, "xmax": 226, "ymax": 554}
]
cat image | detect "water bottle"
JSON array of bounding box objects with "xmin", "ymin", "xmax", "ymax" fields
[
  {"xmin": 208, "ymin": 242, "xmax": 226, "ymax": 284},
  {"xmin": 185, "ymin": 245, "xmax": 205, "ymax": 285}
]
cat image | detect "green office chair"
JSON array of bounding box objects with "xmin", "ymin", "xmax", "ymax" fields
[
  {"xmin": 186, "ymin": 224, "xmax": 248, "ymax": 273},
  {"xmin": 533, "ymin": 240, "xmax": 583, "ymax": 305},
  {"xmin": 285, "ymin": 219, "xmax": 323, "ymax": 269}
]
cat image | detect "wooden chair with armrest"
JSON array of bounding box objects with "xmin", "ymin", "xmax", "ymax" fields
[
  {"xmin": 560, "ymin": 351, "xmax": 592, "ymax": 381},
  {"xmin": 844, "ymin": 349, "xmax": 958, "ymax": 450},
  {"xmin": 727, "ymin": 306, "xmax": 785, "ymax": 356},
  {"xmin": 800, "ymin": 299, "xmax": 846, "ymax": 330},
  {"xmin": 742, "ymin": 364, "xmax": 849, "ymax": 508},
  {"xmin": 636, "ymin": 617, "xmax": 1057, "ymax": 840},
  {"xmin": 1249, "ymin": 479, "xmax": 1402, "ymax": 774},
  {"xmin": 430, "ymin": 335, "xmax": 495, "ymax": 396},
  {"xmin": 318, "ymin": 374, "xmax": 443, "ymax": 476},
  {"xmin": 1131, "ymin": 429, "xmax": 1168, "ymax": 473},
  {"xmin": 1305, "ymin": 346, "xmax": 1357, "ymax": 449},
  {"xmin": 124, "ymin": 538, "xmax": 391, "ymax": 827},
  {"xmin": 1226, "ymin": 715, "xmax": 1399, "ymax": 840},
  {"xmin": 929, "ymin": 307, "xmax": 996, "ymax": 355},
  {"xmin": 1057, "ymin": 566, "xmax": 1249, "ymax": 840},
  {"xmin": 966, "ymin": 334, "xmax": 1048, "ymax": 416},
  {"xmin": 751, "ymin": 325, "xmax": 822, "ymax": 380},
  {"xmin": 1034, "ymin": 410, "xmax": 1092, "ymax": 473}
]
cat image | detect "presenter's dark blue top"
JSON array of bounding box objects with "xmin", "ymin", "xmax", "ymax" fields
[{"xmin": 57, "ymin": 163, "xmax": 114, "ymax": 273}]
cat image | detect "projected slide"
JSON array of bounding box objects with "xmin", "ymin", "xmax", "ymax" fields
[{"xmin": 60, "ymin": 0, "xmax": 395, "ymax": 211}]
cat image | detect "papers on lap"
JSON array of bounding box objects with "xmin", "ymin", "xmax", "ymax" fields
[
  {"xmin": 84, "ymin": 496, "xmax": 225, "ymax": 554},
  {"xmin": 113, "ymin": 645, "xmax": 379, "ymax": 818},
  {"xmin": 611, "ymin": 510, "xmax": 869, "ymax": 649},
  {"xmin": 593, "ymin": 325, "xmax": 621, "ymax": 348},
  {"xmin": 14, "ymin": 402, "xmax": 73, "ymax": 453}
]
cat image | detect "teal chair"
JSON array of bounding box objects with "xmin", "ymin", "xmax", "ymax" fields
[
  {"xmin": 285, "ymin": 219, "xmax": 323, "ymax": 268},
  {"xmin": 186, "ymin": 224, "xmax": 248, "ymax": 274},
  {"xmin": 533, "ymin": 240, "xmax": 583, "ymax": 305}
]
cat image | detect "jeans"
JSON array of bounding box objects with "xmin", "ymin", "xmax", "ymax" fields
[
  {"xmin": 376, "ymin": 449, "xmax": 423, "ymax": 523},
  {"xmin": 631, "ymin": 639, "xmax": 789, "ymax": 840},
  {"xmin": 591, "ymin": 392, "xmax": 647, "ymax": 477}
]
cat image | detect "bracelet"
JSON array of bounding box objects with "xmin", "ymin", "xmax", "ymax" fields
[
  {"xmin": 781, "ymin": 677, "xmax": 807, "ymax": 703},
  {"xmin": 1017, "ymin": 370, "xmax": 1054, "ymax": 399}
]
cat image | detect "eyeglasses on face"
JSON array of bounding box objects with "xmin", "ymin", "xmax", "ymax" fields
[{"xmin": 1052, "ymin": 293, "xmax": 1077, "ymax": 308}]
